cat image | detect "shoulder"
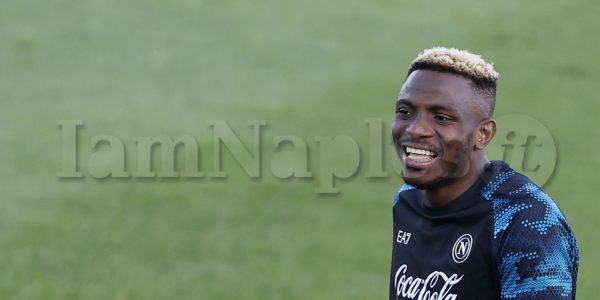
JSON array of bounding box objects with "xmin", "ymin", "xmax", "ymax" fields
[
  {"xmin": 482, "ymin": 161, "xmax": 579, "ymax": 298},
  {"xmin": 393, "ymin": 184, "xmax": 417, "ymax": 206},
  {"xmin": 481, "ymin": 162, "xmax": 571, "ymax": 240}
]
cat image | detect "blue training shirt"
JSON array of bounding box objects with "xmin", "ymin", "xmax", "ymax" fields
[{"xmin": 390, "ymin": 160, "xmax": 578, "ymax": 300}]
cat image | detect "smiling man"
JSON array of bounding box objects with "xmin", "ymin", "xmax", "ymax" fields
[{"xmin": 390, "ymin": 48, "xmax": 579, "ymax": 300}]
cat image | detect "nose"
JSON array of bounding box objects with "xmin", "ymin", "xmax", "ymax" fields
[{"xmin": 406, "ymin": 114, "xmax": 434, "ymax": 138}]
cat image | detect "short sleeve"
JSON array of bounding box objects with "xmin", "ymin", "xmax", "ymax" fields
[{"xmin": 495, "ymin": 184, "xmax": 579, "ymax": 299}]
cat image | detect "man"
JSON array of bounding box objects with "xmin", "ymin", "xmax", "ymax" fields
[{"xmin": 390, "ymin": 47, "xmax": 579, "ymax": 299}]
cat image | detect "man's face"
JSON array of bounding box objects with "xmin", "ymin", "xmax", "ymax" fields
[{"xmin": 392, "ymin": 70, "xmax": 483, "ymax": 189}]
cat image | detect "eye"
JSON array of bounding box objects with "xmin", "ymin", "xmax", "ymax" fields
[
  {"xmin": 434, "ymin": 114, "xmax": 453, "ymax": 124},
  {"xmin": 395, "ymin": 107, "xmax": 413, "ymax": 119}
]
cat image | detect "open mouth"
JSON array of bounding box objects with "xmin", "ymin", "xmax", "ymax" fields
[{"xmin": 402, "ymin": 146, "xmax": 439, "ymax": 164}]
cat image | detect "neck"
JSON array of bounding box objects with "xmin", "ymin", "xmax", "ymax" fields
[{"xmin": 424, "ymin": 156, "xmax": 489, "ymax": 208}]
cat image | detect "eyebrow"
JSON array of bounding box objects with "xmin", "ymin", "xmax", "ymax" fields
[
  {"xmin": 396, "ymin": 99, "xmax": 414, "ymax": 107},
  {"xmin": 396, "ymin": 99, "xmax": 458, "ymax": 114}
]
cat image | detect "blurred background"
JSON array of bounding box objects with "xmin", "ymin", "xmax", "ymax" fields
[{"xmin": 1, "ymin": 0, "xmax": 598, "ymax": 299}]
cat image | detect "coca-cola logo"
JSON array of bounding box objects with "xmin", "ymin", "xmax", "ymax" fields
[{"xmin": 394, "ymin": 264, "xmax": 463, "ymax": 300}]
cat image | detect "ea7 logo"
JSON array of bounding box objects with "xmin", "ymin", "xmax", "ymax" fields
[
  {"xmin": 396, "ymin": 230, "xmax": 411, "ymax": 245},
  {"xmin": 452, "ymin": 234, "xmax": 473, "ymax": 263}
]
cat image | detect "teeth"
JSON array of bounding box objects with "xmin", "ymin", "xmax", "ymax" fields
[
  {"xmin": 405, "ymin": 146, "xmax": 436, "ymax": 157},
  {"xmin": 411, "ymin": 155, "xmax": 432, "ymax": 162}
]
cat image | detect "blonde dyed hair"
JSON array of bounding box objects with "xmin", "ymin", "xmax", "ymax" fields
[{"xmin": 407, "ymin": 47, "xmax": 499, "ymax": 117}]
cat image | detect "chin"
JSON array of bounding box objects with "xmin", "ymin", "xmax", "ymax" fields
[{"xmin": 402, "ymin": 173, "xmax": 452, "ymax": 190}]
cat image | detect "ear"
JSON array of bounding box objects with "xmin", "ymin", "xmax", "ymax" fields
[{"xmin": 474, "ymin": 119, "xmax": 496, "ymax": 150}]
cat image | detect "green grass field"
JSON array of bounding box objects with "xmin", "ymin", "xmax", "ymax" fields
[{"xmin": 1, "ymin": 0, "xmax": 598, "ymax": 298}]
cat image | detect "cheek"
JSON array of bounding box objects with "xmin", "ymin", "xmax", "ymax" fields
[
  {"xmin": 440, "ymin": 127, "xmax": 476, "ymax": 152},
  {"xmin": 391, "ymin": 121, "xmax": 405, "ymax": 139},
  {"xmin": 438, "ymin": 130, "xmax": 473, "ymax": 160},
  {"xmin": 440, "ymin": 140, "xmax": 467, "ymax": 164},
  {"xmin": 439, "ymin": 132, "xmax": 476, "ymax": 171}
]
